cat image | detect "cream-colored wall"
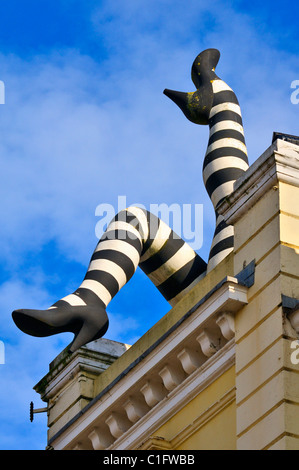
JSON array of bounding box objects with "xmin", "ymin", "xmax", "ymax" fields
[
  {"xmin": 92, "ymin": 253, "xmax": 234, "ymax": 398},
  {"xmin": 234, "ymin": 180, "xmax": 299, "ymax": 450},
  {"xmin": 151, "ymin": 367, "xmax": 236, "ymax": 450},
  {"xmin": 149, "ymin": 173, "xmax": 299, "ymax": 451},
  {"xmin": 36, "ymin": 145, "xmax": 299, "ymax": 451}
]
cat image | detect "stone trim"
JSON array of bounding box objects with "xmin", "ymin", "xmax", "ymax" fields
[{"xmin": 217, "ymin": 139, "xmax": 299, "ymax": 225}]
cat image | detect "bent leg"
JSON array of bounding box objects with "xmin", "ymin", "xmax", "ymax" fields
[
  {"xmin": 69, "ymin": 206, "xmax": 206, "ymax": 307},
  {"xmin": 12, "ymin": 206, "xmax": 207, "ymax": 351}
]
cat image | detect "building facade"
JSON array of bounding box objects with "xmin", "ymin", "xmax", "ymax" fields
[{"xmin": 34, "ymin": 136, "xmax": 299, "ymax": 450}]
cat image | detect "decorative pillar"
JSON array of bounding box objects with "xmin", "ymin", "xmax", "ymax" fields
[{"xmin": 218, "ymin": 137, "xmax": 299, "ymax": 450}]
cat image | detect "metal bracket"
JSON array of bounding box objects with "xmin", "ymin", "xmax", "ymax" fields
[{"xmin": 30, "ymin": 401, "xmax": 47, "ymax": 422}]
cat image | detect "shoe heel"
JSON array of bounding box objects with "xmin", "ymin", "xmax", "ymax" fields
[{"xmin": 68, "ymin": 309, "xmax": 109, "ymax": 353}]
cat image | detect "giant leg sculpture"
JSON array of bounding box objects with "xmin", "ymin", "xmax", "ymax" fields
[
  {"xmin": 12, "ymin": 207, "xmax": 206, "ymax": 352},
  {"xmin": 12, "ymin": 48, "xmax": 249, "ymax": 352},
  {"xmin": 164, "ymin": 48, "xmax": 249, "ymax": 271}
]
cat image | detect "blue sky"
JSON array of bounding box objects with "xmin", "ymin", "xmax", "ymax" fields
[{"xmin": 0, "ymin": 0, "xmax": 298, "ymax": 450}]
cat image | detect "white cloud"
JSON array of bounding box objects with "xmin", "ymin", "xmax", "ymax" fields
[
  {"xmin": 0, "ymin": 0, "xmax": 298, "ymax": 450},
  {"xmin": 0, "ymin": 48, "xmax": 214, "ymax": 271}
]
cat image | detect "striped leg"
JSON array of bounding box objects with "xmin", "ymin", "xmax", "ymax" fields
[
  {"xmin": 13, "ymin": 48, "xmax": 250, "ymax": 352},
  {"xmin": 137, "ymin": 209, "xmax": 207, "ymax": 305},
  {"xmin": 62, "ymin": 206, "xmax": 207, "ymax": 308},
  {"xmin": 164, "ymin": 49, "xmax": 249, "ymax": 273},
  {"xmin": 207, "ymin": 213, "xmax": 234, "ymax": 271},
  {"xmin": 204, "ymin": 79, "xmax": 249, "ymax": 270}
]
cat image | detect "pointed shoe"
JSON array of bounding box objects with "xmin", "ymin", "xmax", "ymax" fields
[{"xmin": 12, "ymin": 304, "xmax": 109, "ymax": 353}]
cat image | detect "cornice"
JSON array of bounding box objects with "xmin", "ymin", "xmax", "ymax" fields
[{"xmin": 48, "ymin": 277, "xmax": 248, "ymax": 450}]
